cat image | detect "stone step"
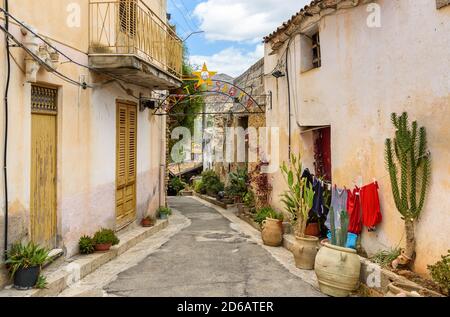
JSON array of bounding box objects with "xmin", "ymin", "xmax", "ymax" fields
[{"xmin": 0, "ymin": 219, "xmax": 169, "ymax": 297}]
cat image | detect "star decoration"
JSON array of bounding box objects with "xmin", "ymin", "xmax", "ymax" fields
[{"xmin": 192, "ymin": 63, "xmax": 217, "ymax": 87}]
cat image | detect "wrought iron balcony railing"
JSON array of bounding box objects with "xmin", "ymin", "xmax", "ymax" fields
[{"xmin": 89, "ymin": 0, "xmax": 183, "ymax": 80}]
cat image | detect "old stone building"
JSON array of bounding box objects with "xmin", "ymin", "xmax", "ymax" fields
[
  {"xmin": 263, "ymin": 0, "xmax": 449, "ymax": 274},
  {"xmin": 205, "ymin": 60, "xmax": 267, "ymax": 184}
]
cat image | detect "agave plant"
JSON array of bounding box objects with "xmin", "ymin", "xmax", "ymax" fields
[
  {"xmin": 280, "ymin": 153, "xmax": 313, "ymax": 238},
  {"xmin": 5, "ymin": 242, "xmax": 50, "ymax": 278}
]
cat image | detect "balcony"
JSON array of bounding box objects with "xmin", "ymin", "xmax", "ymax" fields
[{"xmin": 89, "ymin": 0, "xmax": 183, "ymax": 90}]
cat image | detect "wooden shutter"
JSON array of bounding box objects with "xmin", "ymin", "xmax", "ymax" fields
[
  {"xmin": 127, "ymin": 106, "xmax": 137, "ymax": 183},
  {"xmin": 117, "ymin": 104, "xmax": 128, "ymax": 188}
]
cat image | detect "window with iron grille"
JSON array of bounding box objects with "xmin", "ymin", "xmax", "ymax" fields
[
  {"xmin": 312, "ymin": 32, "xmax": 321, "ymax": 69},
  {"xmin": 119, "ymin": 0, "xmax": 137, "ymax": 37},
  {"xmin": 31, "ymin": 85, "xmax": 58, "ymax": 115}
]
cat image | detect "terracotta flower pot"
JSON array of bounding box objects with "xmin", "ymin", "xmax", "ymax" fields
[
  {"xmin": 305, "ymin": 223, "xmax": 321, "ymax": 237},
  {"xmin": 291, "ymin": 235, "xmax": 320, "ymax": 270},
  {"xmin": 314, "ymin": 240, "xmax": 361, "ymax": 297},
  {"xmin": 261, "ymin": 218, "xmax": 283, "ymax": 247},
  {"xmin": 95, "ymin": 243, "xmax": 112, "ymax": 252},
  {"xmin": 141, "ymin": 219, "xmax": 154, "ymax": 227}
]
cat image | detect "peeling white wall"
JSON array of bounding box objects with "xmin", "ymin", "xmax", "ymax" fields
[{"xmin": 265, "ymin": 0, "xmax": 450, "ymax": 274}]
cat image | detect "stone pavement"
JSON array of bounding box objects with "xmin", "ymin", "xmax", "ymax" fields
[{"xmin": 60, "ymin": 197, "xmax": 324, "ymax": 297}]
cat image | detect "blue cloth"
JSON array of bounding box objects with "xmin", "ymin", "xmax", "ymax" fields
[{"xmin": 326, "ymin": 231, "xmax": 358, "ymax": 250}]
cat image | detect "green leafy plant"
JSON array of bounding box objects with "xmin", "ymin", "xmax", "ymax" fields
[
  {"xmin": 428, "ymin": 251, "xmax": 450, "ymax": 296},
  {"xmin": 35, "ymin": 275, "xmax": 48, "ymax": 289},
  {"xmin": 169, "ymin": 177, "xmax": 187, "ymax": 195},
  {"xmin": 157, "ymin": 206, "xmax": 173, "ymax": 216},
  {"xmin": 5, "ymin": 242, "xmax": 50, "ymax": 278},
  {"xmin": 194, "ymin": 179, "xmax": 203, "ymax": 193},
  {"xmin": 371, "ymin": 248, "xmax": 402, "ymax": 268},
  {"xmin": 93, "ymin": 229, "xmax": 120, "ymax": 246},
  {"xmin": 243, "ymin": 190, "xmax": 255, "ymax": 208},
  {"xmin": 385, "ymin": 112, "xmax": 431, "ymax": 267},
  {"xmin": 254, "ymin": 207, "xmax": 283, "ymax": 224},
  {"xmin": 198, "ymin": 170, "xmax": 224, "ymax": 196},
  {"xmin": 79, "ymin": 236, "xmax": 95, "ymax": 255},
  {"xmin": 225, "ymin": 168, "xmax": 248, "ymax": 198},
  {"xmin": 280, "ymin": 153, "xmax": 313, "ymax": 237}
]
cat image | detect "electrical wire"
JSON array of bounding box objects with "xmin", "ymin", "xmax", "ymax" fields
[
  {"xmin": 178, "ymin": 0, "xmax": 201, "ymax": 30},
  {"xmin": 2, "ymin": 0, "xmax": 10, "ymax": 261},
  {"xmin": 0, "ymin": 8, "xmax": 175, "ymax": 96},
  {"xmin": 0, "ymin": 23, "xmax": 90, "ymax": 88},
  {"xmin": 169, "ymin": 0, "xmax": 196, "ymax": 33}
]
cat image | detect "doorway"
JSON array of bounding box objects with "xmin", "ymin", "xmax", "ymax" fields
[
  {"xmin": 116, "ymin": 101, "xmax": 137, "ymax": 229},
  {"xmin": 30, "ymin": 85, "xmax": 58, "ymax": 248}
]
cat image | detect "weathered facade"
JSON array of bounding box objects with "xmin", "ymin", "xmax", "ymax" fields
[
  {"xmin": 264, "ymin": 0, "xmax": 449, "ymax": 274},
  {"xmin": 0, "ymin": 0, "xmax": 181, "ymax": 286},
  {"xmin": 206, "ymin": 60, "xmax": 267, "ymax": 184}
]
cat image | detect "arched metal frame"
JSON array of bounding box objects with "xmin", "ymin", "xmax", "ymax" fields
[{"xmin": 153, "ymin": 80, "xmax": 270, "ymax": 117}]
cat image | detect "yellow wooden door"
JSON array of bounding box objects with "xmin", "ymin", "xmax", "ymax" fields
[
  {"xmin": 116, "ymin": 101, "xmax": 137, "ymax": 228},
  {"xmin": 30, "ymin": 85, "xmax": 58, "ymax": 248}
]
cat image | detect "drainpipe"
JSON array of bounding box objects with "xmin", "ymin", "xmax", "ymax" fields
[{"xmin": 3, "ymin": 0, "xmax": 10, "ymax": 260}]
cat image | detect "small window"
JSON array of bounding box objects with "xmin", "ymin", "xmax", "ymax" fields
[
  {"xmin": 311, "ymin": 32, "xmax": 322, "ymax": 68},
  {"xmin": 300, "ymin": 30, "xmax": 322, "ymax": 73}
]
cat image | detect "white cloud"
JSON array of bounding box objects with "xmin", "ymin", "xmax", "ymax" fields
[
  {"xmin": 193, "ymin": 0, "xmax": 311, "ymax": 42},
  {"xmin": 190, "ymin": 44, "xmax": 264, "ymax": 77}
]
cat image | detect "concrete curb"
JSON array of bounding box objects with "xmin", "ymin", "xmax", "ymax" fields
[
  {"xmin": 193, "ymin": 192, "xmax": 236, "ymax": 209},
  {"xmin": 0, "ymin": 219, "xmax": 169, "ymax": 297}
]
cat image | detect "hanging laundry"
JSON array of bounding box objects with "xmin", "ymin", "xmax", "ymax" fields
[
  {"xmin": 301, "ymin": 168, "xmax": 314, "ymax": 186},
  {"xmin": 347, "ymin": 187, "xmax": 363, "ymax": 234},
  {"xmin": 311, "ymin": 177, "xmax": 325, "ymax": 217},
  {"xmin": 360, "ymin": 182, "xmax": 382, "ymax": 231},
  {"xmin": 325, "ymin": 186, "xmax": 348, "ymax": 230}
]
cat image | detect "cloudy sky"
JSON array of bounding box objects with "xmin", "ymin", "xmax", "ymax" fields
[{"xmin": 167, "ymin": 0, "xmax": 311, "ymax": 77}]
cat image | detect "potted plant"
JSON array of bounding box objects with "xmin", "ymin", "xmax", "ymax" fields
[
  {"xmin": 281, "ymin": 154, "xmax": 319, "ymax": 270},
  {"xmin": 158, "ymin": 206, "xmax": 172, "ymax": 220},
  {"xmin": 314, "ymin": 208, "xmax": 361, "ymax": 297},
  {"xmin": 93, "ymin": 228, "xmax": 120, "ymax": 252},
  {"xmin": 141, "ymin": 216, "xmax": 154, "ymax": 227},
  {"xmin": 5, "ymin": 242, "xmax": 50, "ymax": 290},
  {"xmin": 168, "ymin": 176, "xmax": 187, "ymax": 196},
  {"xmin": 255, "ymin": 207, "xmax": 284, "ymax": 247},
  {"xmin": 79, "ymin": 235, "xmax": 95, "ymax": 255}
]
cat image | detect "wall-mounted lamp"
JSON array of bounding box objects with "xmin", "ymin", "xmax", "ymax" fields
[
  {"xmin": 271, "ymin": 70, "xmax": 285, "ymax": 78},
  {"xmin": 139, "ymin": 97, "xmax": 157, "ymax": 112}
]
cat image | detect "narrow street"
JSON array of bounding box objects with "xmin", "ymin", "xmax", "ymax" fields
[{"xmin": 61, "ymin": 197, "xmax": 323, "ymax": 297}]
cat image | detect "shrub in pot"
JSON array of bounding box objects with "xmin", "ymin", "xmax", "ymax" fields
[
  {"xmin": 79, "ymin": 235, "xmax": 95, "ymax": 255},
  {"xmin": 242, "ymin": 191, "xmax": 255, "ymax": 214},
  {"xmin": 158, "ymin": 207, "xmax": 172, "ymax": 220},
  {"xmin": 93, "ymin": 229, "xmax": 120, "ymax": 252},
  {"xmin": 5, "ymin": 242, "xmax": 50, "ymax": 290},
  {"xmin": 255, "ymin": 207, "xmax": 284, "ymax": 247},
  {"xmin": 314, "ymin": 208, "xmax": 361, "ymax": 297},
  {"xmin": 281, "ymin": 154, "xmax": 319, "ymax": 270}
]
